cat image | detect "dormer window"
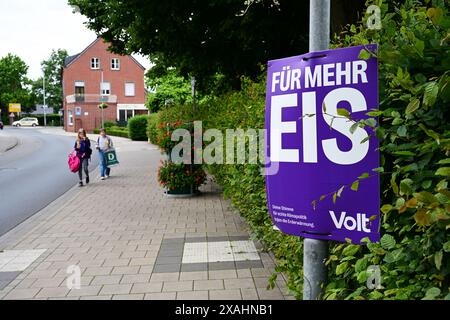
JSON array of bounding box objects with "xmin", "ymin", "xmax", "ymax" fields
[
  {"xmin": 91, "ymin": 58, "xmax": 100, "ymax": 69},
  {"xmin": 111, "ymin": 58, "xmax": 120, "ymax": 70}
]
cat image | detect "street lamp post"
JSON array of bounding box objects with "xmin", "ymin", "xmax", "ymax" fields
[
  {"xmin": 303, "ymin": 0, "xmax": 331, "ymax": 301},
  {"xmin": 100, "ymin": 68, "xmax": 105, "ymax": 128},
  {"xmin": 43, "ymin": 74, "xmax": 47, "ymax": 127}
]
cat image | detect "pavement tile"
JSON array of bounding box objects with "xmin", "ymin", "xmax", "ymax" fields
[
  {"xmin": 131, "ymin": 282, "xmax": 163, "ymax": 294},
  {"xmin": 194, "ymin": 280, "xmax": 224, "ymax": 291},
  {"xmin": 162, "ymin": 281, "xmax": 193, "ymax": 292},
  {"xmin": 120, "ymin": 274, "xmax": 151, "ymax": 284},
  {"xmin": 144, "ymin": 292, "xmax": 176, "ymax": 300},
  {"xmin": 91, "ymin": 275, "xmax": 123, "ymax": 286},
  {"xmin": 99, "ymin": 284, "xmax": 132, "ymax": 295},
  {"xmin": 209, "ymin": 289, "xmax": 242, "ymax": 300},
  {"xmin": 176, "ymin": 290, "xmax": 208, "ymax": 300}
]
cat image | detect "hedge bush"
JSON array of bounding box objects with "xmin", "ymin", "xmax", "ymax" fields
[
  {"xmin": 147, "ymin": 113, "xmax": 160, "ymax": 145},
  {"xmin": 93, "ymin": 126, "xmax": 129, "ymax": 138},
  {"xmin": 156, "ymin": 0, "xmax": 449, "ymax": 300},
  {"xmin": 128, "ymin": 115, "xmax": 149, "ymax": 141}
]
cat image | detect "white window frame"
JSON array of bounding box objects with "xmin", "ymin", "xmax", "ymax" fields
[
  {"xmin": 91, "ymin": 57, "xmax": 100, "ymax": 69},
  {"xmin": 101, "ymin": 82, "xmax": 111, "ymax": 96},
  {"xmin": 68, "ymin": 110, "xmax": 73, "ymax": 126},
  {"xmin": 111, "ymin": 58, "xmax": 120, "ymax": 70},
  {"xmin": 125, "ymin": 82, "xmax": 135, "ymax": 97}
]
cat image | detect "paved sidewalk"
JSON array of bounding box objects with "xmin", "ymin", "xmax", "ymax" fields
[{"xmin": 0, "ymin": 132, "xmax": 292, "ymax": 300}]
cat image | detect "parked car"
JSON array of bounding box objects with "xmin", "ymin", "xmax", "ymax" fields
[{"xmin": 12, "ymin": 117, "xmax": 39, "ymax": 127}]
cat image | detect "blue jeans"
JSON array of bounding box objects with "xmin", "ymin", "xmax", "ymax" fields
[{"xmin": 99, "ymin": 150, "xmax": 108, "ymax": 177}]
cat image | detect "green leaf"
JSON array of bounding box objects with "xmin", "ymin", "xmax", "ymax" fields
[
  {"xmin": 435, "ymin": 167, "xmax": 450, "ymax": 177},
  {"xmin": 392, "ymin": 151, "xmax": 415, "ymax": 156},
  {"xmin": 390, "ymin": 174, "xmax": 399, "ymax": 195},
  {"xmin": 358, "ymin": 172, "xmax": 369, "ymax": 179},
  {"xmin": 349, "ymin": 121, "xmax": 359, "ymax": 134},
  {"xmin": 332, "ymin": 192, "xmax": 337, "ymax": 204},
  {"xmin": 351, "ymin": 180, "xmax": 360, "ymax": 191},
  {"xmin": 405, "ymin": 98, "xmax": 420, "ymax": 114},
  {"xmin": 414, "ymin": 192, "xmax": 439, "ymax": 205},
  {"xmin": 358, "ymin": 49, "xmax": 371, "ymax": 60},
  {"xmin": 336, "ymin": 262, "xmax": 349, "ymax": 275},
  {"xmin": 423, "ymin": 81, "xmax": 439, "ymax": 108},
  {"xmin": 438, "ymin": 158, "xmax": 450, "ymax": 165},
  {"xmin": 399, "ymin": 178, "xmax": 414, "ymax": 196},
  {"xmin": 381, "ymin": 204, "xmax": 393, "ymax": 214},
  {"xmin": 397, "ymin": 126, "xmax": 407, "ymax": 137},
  {"xmin": 337, "ymin": 108, "xmax": 350, "ymax": 118},
  {"xmin": 342, "ymin": 244, "xmax": 360, "ymax": 257},
  {"xmin": 380, "ymin": 234, "xmax": 396, "ymax": 250},
  {"xmin": 364, "ymin": 118, "xmax": 377, "ymax": 127},
  {"xmin": 443, "ymin": 241, "xmax": 450, "ymax": 253},
  {"xmin": 423, "ymin": 287, "xmax": 441, "ymax": 300},
  {"xmin": 434, "ymin": 251, "xmax": 443, "ymax": 270}
]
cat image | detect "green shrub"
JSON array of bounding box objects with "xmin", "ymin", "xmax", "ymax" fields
[
  {"xmin": 128, "ymin": 115, "xmax": 149, "ymax": 141},
  {"xmin": 94, "ymin": 126, "xmax": 129, "ymax": 138},
  {"xmin": 103, "ymin": 121, "xmax": 116, "ymax": 128},
  {"xmin": 147, "ymin": 113, "xmax": 161, "ymax": 144},
  {"xmin": 154, "ymin": 0, "xmax": 450, "ymax": 300}
]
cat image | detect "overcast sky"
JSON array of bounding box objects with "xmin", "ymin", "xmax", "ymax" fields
[{"xmin": 0, "ymin": 0, "xmax": 150, "ymax": 80}]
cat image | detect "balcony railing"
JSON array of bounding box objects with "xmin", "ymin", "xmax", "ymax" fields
[{"xmin": 66, "ymin": 94, "xmax": 118, "ymax": 104}]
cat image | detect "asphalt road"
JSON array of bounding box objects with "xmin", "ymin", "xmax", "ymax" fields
[{"xmin": 0, "ymin": 127, "xmax": 99, "ymax": 237}]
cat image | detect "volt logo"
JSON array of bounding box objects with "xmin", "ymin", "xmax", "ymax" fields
[{"xmin": 329, "ymin": 211, "xmax": 371, "ymax": 233}]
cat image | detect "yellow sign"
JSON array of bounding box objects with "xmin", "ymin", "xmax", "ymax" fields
[{"xmin": 9, "ymin": 103, "xmax": 21, "ymax": 113}]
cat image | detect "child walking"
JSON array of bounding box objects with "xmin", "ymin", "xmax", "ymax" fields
[
  {"xmin": 96, "ymin": 128, "xmax": 114, "ymax": 180},
  {"xmin": 74, "ymin": 128, "xmax": 92, "ymax": 187}
]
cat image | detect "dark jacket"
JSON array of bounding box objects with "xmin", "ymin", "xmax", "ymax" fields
[{"xmin": 74, "ymin": 139, "xmax": 92, "ymax": 159}]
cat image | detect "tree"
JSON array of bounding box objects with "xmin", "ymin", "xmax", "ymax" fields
[
  {"xmin": 69, "ymin": 0, "xmax": 363, "ymax": 90},
  {"xmin": 146, "ymin": 68, "xmax": 192, "ymax": 112},
  {"xmin": 32, "ymin": 49, "xmax": 68, "ymax": 113},
  {"xmin": 0, "ymin": 54, "xmax": 34, "ymax": 122}
]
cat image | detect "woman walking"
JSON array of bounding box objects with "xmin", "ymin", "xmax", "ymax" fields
[
  {"xmin": 96, "ymin": 128, "xmax": 113, "ymax": 180},
  {"xmin": 74, "ymin": 128, "xmax": 92, "ymax": 187}
]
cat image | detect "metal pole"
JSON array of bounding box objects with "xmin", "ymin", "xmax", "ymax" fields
[
  {"xmin": 43, "ymin": 74, "xmax": 47, "ymax": 127},
  {"xmin": 101, "ymin": 69, "xmax": 104, "ymax": 128},
  {"xmin": 303, "ymin": 0, "xmax": 330, "ymax": 301}
]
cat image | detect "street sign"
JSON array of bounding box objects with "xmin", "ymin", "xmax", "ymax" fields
[
  {"xmin": 9, "ymin": 103, "xmax": 21, "ymax": 113},
  {"xmin": 265, "ymin": 44, "xmax": 380, "ymax": 244}
]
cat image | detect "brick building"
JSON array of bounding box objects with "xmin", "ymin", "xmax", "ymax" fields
[{"xmin": 63, "ymin": 37, "xmax": 147, "ymax": 133}]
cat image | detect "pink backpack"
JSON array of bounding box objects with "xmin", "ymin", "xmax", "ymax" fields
[{"xmin": 68, "ymin": 150, "xmax": 80, "ymax": 173}]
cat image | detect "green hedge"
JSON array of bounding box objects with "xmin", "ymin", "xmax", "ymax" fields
[
  {"xmin": 147, "ymin": 113, "xmax": 160, "ymax": 145},
  {"xmin": 128, "ymin": 115, "xmax": 149, "ymax": 141},
  {"xmin": 155, "ymin": 1, "xmax": 450, "ymax": 300},
  {"xmin": 93, "ymin": 126, "xmax": 129, "ymax": 138}
]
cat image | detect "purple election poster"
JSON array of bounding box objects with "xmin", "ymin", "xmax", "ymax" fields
[{"xmin": 265, "ymin": 44, "xmax": 380, "ymax": 244}]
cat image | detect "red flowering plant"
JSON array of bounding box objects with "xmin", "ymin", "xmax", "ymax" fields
[
  {"xmin": 157, "ymin": 160, "xmax": 207, "ymax": 192},
  {"xmin": 156, "ymin": 120, "xmax": 192, "ymax": 153}
]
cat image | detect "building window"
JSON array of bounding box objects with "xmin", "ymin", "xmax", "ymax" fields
[
  {"xmin": 101, "ymin": 82, "xmax": 111, "ymax": 96},
  {"xmin": 91, "ymin": 57, "xmax": 100, "ymax": 69},
  {"xmin": 68, "ymin": 110, "xmax": 73, "ymax": 126},
  {"xmin": 111, "ymin": 58, "xmax": 120, "ymax": 70},
  {"xmin": 125, "ymin": 82, "xmax": 135, "ymax": 96},
  {"xmin": 75, "ymin": 81, "xmax": 85, "ymax": 102}
]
